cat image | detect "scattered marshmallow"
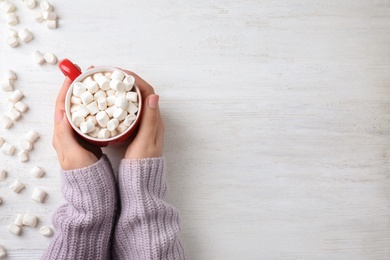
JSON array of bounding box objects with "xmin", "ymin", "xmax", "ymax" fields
[
  {"xmin": 46, "ymin": 19, "xmax": 57, "ymax": 29},
  {"xmin": 26, "ymin": 130, "xmax": 39, "ymax": 143},
  {"xmin": 34, "ymin": 12, "xmax": 43, "ymax": 23},
  {"xmin": 6, "ymin": 36, "xmax": 18, "ymax": 48},
  {"xmin": 31, "ymin": 188, "xmax": 47, "ymax": 203},
  {"xmin": 32, "ymin": 50, "xmax": 45, "ymax": 65},
  {"xmin": 7, "ymin": 28, "xmax": 18, "ymax": 38},
  {"xmin": 6, "ymin": 12, "xmax": 18, "ymax": 26},
  {"xmin": 15, "ymin": 213, "xmax": 23, "ymax": 226},
  {"xmin": 30, "ymin": 166, "xmax": 44, "ymax": 178},
  {"xmin": 4, "ymin": 70, "xmax": 16, "ymax": 80},
  {"xmin": 9, "ymin": 179, "xmax": 25, "ymax": 193},
  {"xmin": 0, "ymin": 170, "xmax": 7, "ymax": 181},
  {"xmin": 8, "ymin": 223, "xmax": 22, "ymax": 236},
  {"xmin": 9, "ymin": 89, "xmax": 24, "ymax": 102},
  {"xmin": 25, "ymin": 0, "xmax": 36, "ymax": 9},
  {"xmin": 1, "ymin": 79, "xmax": 13, "ymax": 91},
  {"xmin": 6, "ymin": 108, "xmax": 21, "ymax": 122},
  {"xmin": 43, "ymin": 52, "xmax": 57, "ymax": 64},
  {"xmin": 39, "ymin": 226, "xmax": 53, "ymax": 237},
  {"xmin": 0, "ymin": 115, "xmax": 13, "ymax": 129},
  {"xmin": 0, "ymin": 244, "xmax": 6, "ymax": 258},
  {"xmin": 0, "ymin": 137, "xmax": 4, "ymax": 146},
  {"xmin": 18, "ymin": 28, "xmax": 34, "ymax": 43},
  {"xmin": 0, "ymin": 1, "xmax": 16, "ymax": 13},
  {"xmin": 18, "ymin": 150, "xmax": 29, "ymax": 162},
  {"xmin": 40, "ymin": 0, "xmax": 52, "ymax": 12},
  {"xmin": 42, "ymin": 11, "xmax": 56, "ymax": 20},
  {"xmin": 22, "ymin": 213, "xmax": 38, "ymax": 227},
  {"xmin": 14, "ymin": 101, "xmax": 28, "ymax": 113},
  {"xmin": 1, "ymin": 142, "xmax": 15, "ymax": 155}
]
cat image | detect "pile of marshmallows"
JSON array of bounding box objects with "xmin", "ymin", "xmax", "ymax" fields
[{"xmin": 70, "ymin": 70, "xmax": 139, "ymax": 139}]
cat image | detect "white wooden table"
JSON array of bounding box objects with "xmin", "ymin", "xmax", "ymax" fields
[{"xmin": 0, "ymin": 0, "xmax": 389, "ymax": 259}]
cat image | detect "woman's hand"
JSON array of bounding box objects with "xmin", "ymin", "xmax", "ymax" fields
[
  {"xmin": 121, "ymin": 70, "xmax": 164, "ymax": 159},
  {"xmin": 52, "ymin": 77, "xmax": 102, "ymax": 170}
]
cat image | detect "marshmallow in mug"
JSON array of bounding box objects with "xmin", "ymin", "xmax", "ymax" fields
[{"xmin": 69, "ymin": 71, "xmax": 138, "ymax": 139}]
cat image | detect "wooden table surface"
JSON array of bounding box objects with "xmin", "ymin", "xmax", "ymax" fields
[{"xmin": 0, "ymin": 0, "xmax": 389, "ymax": 259}]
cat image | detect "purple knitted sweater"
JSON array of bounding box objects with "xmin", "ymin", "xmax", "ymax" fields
[{"xmin": 42, "ymin": 155, "xmax": 187, "ymax": 260}]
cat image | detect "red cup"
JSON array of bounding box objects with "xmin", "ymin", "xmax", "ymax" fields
[{"xmin": 58, "ymin": 59, "xmax": 142, "ymax": 147}]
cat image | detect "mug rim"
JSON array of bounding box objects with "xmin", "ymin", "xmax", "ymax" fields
[{"xmin": 65, "ymin": 66, "xmax": 142, "ymax": 143}]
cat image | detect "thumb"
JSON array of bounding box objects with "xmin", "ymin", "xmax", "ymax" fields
[
  {"xmin": 53, "ymin": 109, "xmax": 80, "ymax": 154},
  {"xmin": 136, "ymin": 95, "xmax": 159, "ymax": 142}
]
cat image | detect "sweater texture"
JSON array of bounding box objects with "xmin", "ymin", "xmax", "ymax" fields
[{"xmin": 41, "ymin": 155, "xmax": 187, "ymax": 260}]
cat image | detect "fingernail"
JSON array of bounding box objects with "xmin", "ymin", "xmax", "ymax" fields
[
  {"xmin": 55, "ymin": 110, "xmax": 64, "ymax": 123},
  {"xmin": 148, "ymin": 95, "xmax": 159, "ymax": 109}
]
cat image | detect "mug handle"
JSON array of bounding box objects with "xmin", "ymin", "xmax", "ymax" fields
[{"xmin": 58, "ymin": 59, "xmax": 82, "ymax": 82}]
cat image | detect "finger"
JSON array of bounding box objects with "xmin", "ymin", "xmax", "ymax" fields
[
  {"xmin": 155, "ymin": 115, "xmax": 165, "ymax": 149},
  {"xmin": 120, "ymin": 69, "xmax": 155, "ymax": 100},
  {"xmin": 53, "ymin": 109, "xmax": 82, "ymax": 156},
  {"xmin": 136, "ymin": 94, "xmax": 160, "ymax": 143},
  {"xmin": 55, "ymin": 77, "xmax": 72, "ymax": 116}
]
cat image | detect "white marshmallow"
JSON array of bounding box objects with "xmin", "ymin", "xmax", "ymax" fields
[
  {"xmin": 82, "ymin": 76, "xmax": 94, "ymax": 84},
  {"xmin": 42, "ymin": 11, "xmax": 56, "ymax": 20},
  {"xmin": 71, "ymin": 96, "xmax": 82, "ymax": 105},
  {"xmin": 70, "ymin": 105, "xmax": 80, "ymax": 113},
  {"xmin": 72, "ymin": 112, "xmax": 85, "ymax": 127},
  {"xmin": 115, "ymin": 97, "xmax": 128, "ymax": 109},
  {"xmin": 10, "ymin": 179, "xmax": 24, "ymax": 193},
  {"xmin": 107, "ymin": 118, "xmax": 119, "ymax": 131},
  {"xmin": 22, "ymin": 213, "xmax": 38, "ymax": 227},
  {"xmin": 39, "ymin": 226, "xmax": 53, "ymax": 237},
  {"xmin": 6, "ymin": 36, "xmax": 19, "ymax": 48},
  {"xmin": 96, "ymin": 111, "xmax": 109, "ymax": 127},
  {"xmin": 40, "ymin": 0, "xmax": 52, "ymax": 11},
  {"xmin": 30, "ymin": 166, "xmax": 44, "ymax": 178},
  {"xmin": 7, "ymin": 28, "xmax": 18, "ymax": 38},
  {"xmin": 105, "ymin": 106, "xmax": 116, "ymax": 117},
  {"xmin": 80, "ymin": 91, "xmax": 94, "ymax": 105},
  {"xmin": 86, "ymin": 101, "xmax": 99, "ymax": 115},
  {"xmin": 126, "ymin": 102, "xmax": 139, "ymax": 114},
  {"xmin": 44, "ymin": 52, "xmax": 57, "ymax": 64},
  {"xmin": 1, "ymin": 79, "xmax": 14, "ymax": 91},
  {"xmin": 18, "ymin": 28, "xmax": 34, "ymax": 43},
  {"xmin": 98, "ymin": 129, "xmax": 110, "ymax": 139},
  {"xmin": 88, "ymin": 127, "xmax": 99, "ymax": 138},
  {"xmin": 113, "ymin": 107, "xmax": 127, "ymax": 121},
  {"xmin": 47, "ymin": 19, "xmax": 57, "ymax": 29},
  {"xmin": 15, "ymin": 213, "xmax": 24, "ymax": 226},
  {"xmin": 25, "ymin": 0, "xmax": 36, "ymax": 9},
  {"xmin": 0, "ymin": 137, "xmax": 4, "ymax": 146},
  {"xmin": 123, "ymin": 114, "xmax": 136, "ymax": 126},
  {"xmin": 14, "ymin": 101, "xmax": 28, "ymax": 113},
  {"xmin": 6, "ymin": 108, "xmax": 21, "ymax": 121},
  {"xmin": 0, "ymin": 116, "xmax": 13, "ymax": 129},
  {"xmin": 106, "ymin": 95, "xmax": 116, "ymax": 106},
  {"xmin": 98, "ymin": 97, "xmax": 107, "ymax": 111},
  {"xmin": 117, "ymin": 123, "xmax": 128, "ymax": 133},
  {"xmin": 86, "ymin": 81, "xmax": 99, "ymax": 94},
  {"xmin": 93, "ymin": 89, "xmax": 107, "ymax": 101},
  {"xmin": 2, "ymin": 142, "xmax": 14, "ymax": 155},
  {"xmin": 0, "ymin": 1, "xmax": 16, "ymax": 13},
  {"xmin": 110, "ymin": 129, "xmax": 117, "ymax": 138},
  {"xmin": 126, "ymin": 92, "xmax": 138, "ymax": 103},
  {"xmin": 31, "ymin": 188, "xmax": 47, "ymax": 203},
  {"xmin": 34, "ymin": 12, "xmax": 44, "ymax": 23},
  {"xmin": 115, "ymin": 90, "xmax": 126, "ymax": 98},
  {"xmin": 8, "ymin": 223, "xmax": 22, "ymax": 236},
  {"xmin": 0, "ymin": 244, "xmax": 6, "ymax": 258},
  {"xmin": 33, "ymin": 50, "xmax": 45, "ymax": 65},
  {"xmin": 123, "ymin": 75, "xmax": 135, "ymax": 91},
  {"xmin": 20, "ymin": 138, "xmax": 33, "ymax": 151},
  {"xmin": 0, "ymin": 170, "xmax": 7, "ymax": 181},
  {"xmin": 9, "ymin": 89, "xmax": 24, "ymax": 102},
  {"xmin": 18, "ymin": 150, "xmax": 29, "ymax": 162},
  {"xmin": 72, "ymin": 82, "xmax": 87, "ymax": 97},
  {"xmin": 96, "ymin": 76, "xmax": 110, "ymax": 90},
  {"xmin": 6, "ymin": 13, "xmax": 18, "ymax": 26},
  {"xmin": 26, "ymin": 130, "xmax": 39, "ymax": 143},
  {"xmin": 110, "ymin": 70, "xmax": 125, "ymax": 81},
  {"xmin": 80, "ymin": 121, "xmax": 95, "ymax": 134},
  {"xmin": 110, "ymin": 79, "xmax": 126, "ymax": 91},
  {"xmin": 77, "ymin": 105, "xmax": 90, "ymax": 117},
  {"xmin": 92, "ymin": 72, "xmax": 104, "ymax": 81},
  {"xmin": 86, "ymin": 115, "xmax": 97, "ymax": 126},
  {"xmin": 4, "ymin": 70, "xmax": 16, "ymax": 80},
  {"xmin": 106, "ymin": 89, "xmax": 116, "ymax": 97}
]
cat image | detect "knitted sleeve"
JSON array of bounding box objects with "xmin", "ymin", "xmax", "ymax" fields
[
  {"xmin": 41, "ymin": 155, "xmax": 117, "ymax": 260},
  {"xmin": 113, "ymin": 157, "xmax": 187, "ymax": 260}
]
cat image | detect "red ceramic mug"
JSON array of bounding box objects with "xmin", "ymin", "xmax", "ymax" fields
[{"xmin": 58, "ymin": 59, "xmax": 142, "ymax": 147}]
